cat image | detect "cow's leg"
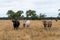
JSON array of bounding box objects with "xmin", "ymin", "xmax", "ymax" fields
[
  {"xmin": 14, "ymin": 25, "xmax": 18, "ymax": 30},
  {"xmin": 48, "ymin": 24, "xmax": 52, "ymax": 30},
  {"xmin": 14, "ymin": 27, "xmax": 15, "ymax": 30},
  {"xmin": 14, "ymin": 26, "xmax": 18, "ymax": 30},
  {"xmin": 13, "ymin": 24, "xmax": 16, "ymax": 30},
  {"xmin": 23, "ymin": 24, "xmax": 25, "ymax": 28},
  {"xmin": 44, "ymin": 24, "xmax": 47, "ymax": 30},
  {"xmin": 27, "ymin": 25, "xmax": 29, "ymax": 27},
  {"xmin": 49, "ymin": 24, "xmax": 52, "ymax": 29},
  {"xmin": 14, "ymin": 26, "xmax": 16, "ymax": 30}
]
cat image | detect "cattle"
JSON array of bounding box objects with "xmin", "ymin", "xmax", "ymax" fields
[
  {"xmin": 42, "ymin": 20, "xmax": 48, "ymax": 29},
  {"xmin": 23, "ymin": 19, "xmax": 27, "ymax": 27},
  {"xmin": 47, "ymin": 20, "xmax": 52, "ymax": 29},
  {"xmin": 23, "ymin": 20, "xmax": 30, "ymax": 28},
  {"xmin": 42, "ymin": 20, "xmax": 52, "ymax": 30},
  {"xmin": 55, "ymin": 19, "xmax": 58, "ymax": 22},
  {"xmin": 12, "ymin": 19, "xmax": 20, "ymax": 30}
]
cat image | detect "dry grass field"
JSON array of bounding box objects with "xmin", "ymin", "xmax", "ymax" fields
[{"xmin": 0, "ymin": 20, "xmax": 60, "ymax": 40}]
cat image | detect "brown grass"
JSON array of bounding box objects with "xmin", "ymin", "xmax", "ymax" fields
[{"xmin": 0, "ymin": 20, "xmax": 60, "ymax": 40}]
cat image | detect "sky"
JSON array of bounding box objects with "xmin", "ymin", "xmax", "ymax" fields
[{"xmin": 0, "ymin": 0, "xmax": 60, "ymax": 17}]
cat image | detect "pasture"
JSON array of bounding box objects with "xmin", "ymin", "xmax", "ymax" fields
[{"xmin": 0, "ymin": 20, "xmax": 60, "ymax": 40}]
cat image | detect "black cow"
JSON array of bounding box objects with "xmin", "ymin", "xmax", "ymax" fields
[{"xmin": 12, "ymin": 19, "xmax": 20, "ymax": 30}]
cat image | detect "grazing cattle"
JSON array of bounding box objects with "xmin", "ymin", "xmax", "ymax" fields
[
  {"xmin": 47, "ymin": 20, "xmax": 52, "ymax": 28},
  {"xmin": 23, "ymin": 19, "xmax": 27, "ymax": 27},
  {"xmin": 12, "ymin": 19, "xmax": 20, "ymax": 30},
  {"xmin": 42, "ymin": 20, "xmax": 48, "ymax": 29},
  {"xmin": 55, "ymin": 19, "xmax": 58, "ymax": 22},
  {"xmin": 42, "ymin": 20, "xmax": 52, "ymax": 30},
  {"xmin": 23, "ymin": 20, "xmax": 30, "ymax": 27}
]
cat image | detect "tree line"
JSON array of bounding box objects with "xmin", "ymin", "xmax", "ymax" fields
[
  {"xmin": 7, "ymin": 10, "xmax": 47, "ymax": 20},
  {"xmin": 0, "ymin": 9, "xmax": 60, "ymax": 20}
]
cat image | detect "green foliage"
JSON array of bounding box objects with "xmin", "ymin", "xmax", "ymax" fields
[
  {"xmin": 57, "ymin": 13, "xmax": 60, "ymax": 18},
  {"xmin": 58, "ymin": 9, "xmax": 60, "ymax": 11},
  {"xmin": 58, "ymin": 9, "xmax": 60, "ymax": 18},
  {"xmin": 6, "ymin": 9, "xmax": 60, "ymax": 20},
  {"xmin": 7, "ymin": 10, "xmax": 15, "ymax": 19},
  {"xmin": 16, "ymin": 10, "xmax": 23, "ymax": 17},
  {"xmin": 26, "ymin": 10, "xmax": 36, "ymax": 18},
  {"xmin": 7, "ymin": 10, "xmax": 47, "ymax": 20},
  {"xmin": 7, "ymin": 10, "xmax": 23, "ymax": 19}
]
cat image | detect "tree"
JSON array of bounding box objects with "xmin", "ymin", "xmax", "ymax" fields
[
  {"xmin": 7, "ymin": 10, "xmax": 15, "ymax": 19},
  {"xmin": 57, "ymin": 9, "xmax": 60, "ymax": 17},
  {"xmin": 57, "ymin": 13, "xmax": 60, "ymax": 17},
  {"xmin": 7, "ymin": 10, "xmax": 23, "ymax": 19},
  {"xmin": 58, "ymin": 9, "xmax": 60, "ymax": 11},
  {"xmin": 16, "ymin": 10, "xmax": 23, "ymax": 18},
  {"xmin": 20, "ymin": 15, "xmax": 24, "ymax": 19},
  {"xmin": 26, "ymin": 10, "xmax": 37, "ymax": 19}
]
